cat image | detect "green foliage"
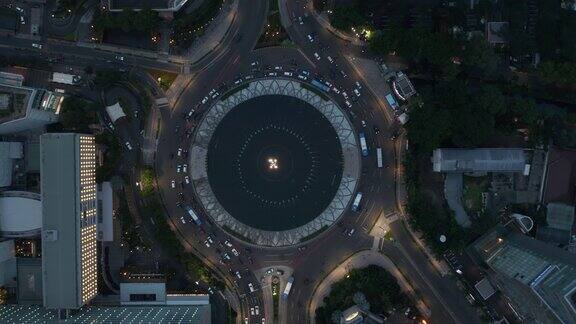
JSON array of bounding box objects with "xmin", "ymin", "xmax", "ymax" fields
[
  {"xmin": 461, "ymin": 34, "xmax": 500, "ymax": 78},
  {"xmin": 95, "ymin": 132, "xmax": 121, "ymax": 182},
  {"xmin": 315, "ymin": 265, "xmax": 409, "ymax": 323},
  {"xmin": 330, "ymin": 5, "xmax": 366, "ymax": 31},
  {"xmin": 59, "ymin": 96, "xmax": 99, "ymax": 132},
  {"xmin": 92, "ymin": 8, "xmax": 160, "ymax": 35},
  {"xmin": 171, "ymin": 0, "xmax": 223, "ymax": 49},
  {"xmin": 94, "ymin": 69, "xmax": 124, "ymax": 90},
  {"xmin": 140, "ymin": 167, "xmax": 155, "ymax": 198}
]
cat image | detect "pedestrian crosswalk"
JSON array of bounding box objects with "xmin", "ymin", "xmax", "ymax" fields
[{"xmin": 155, "ymin": 97, "xmax": 169, "ymax": 109}]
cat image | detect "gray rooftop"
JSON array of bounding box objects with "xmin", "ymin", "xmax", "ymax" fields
[
  {"xmin": 432, "ymin": 148, "xmax": 526, "ymax": 173},
  {"xmin": 546, "ymin": 203, "xmax": 575, "ymax": 232},
  {"xmin": 0, "ymin": 304, "xmax": 211, "ymax": 323}
]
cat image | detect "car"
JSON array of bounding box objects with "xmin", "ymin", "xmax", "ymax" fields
[
  {"xmin": 307, "ymin": 34, "xmax": 314, "ymax": 42},
  {"xmin": 187, "ymin": 109, "xmax": 195, "ymax": 118},
  {"xmin": 313, "ymin": 52, "xmax": 320, "ymax": 60},
  {"xmin": 107, "ymin": 122, "xmax": 115, "ymax": 130},
  {"xmin": 209, "ymin": 89, "xmax": 217, "ymax": 96},
  {"xmin": 274, "ymin": 66, "xmax": 282, "ymax": 71},
  {"xmin": 248, "ymin": 282, "xmax": 255, "ymax": 292},
  {"xmin": 183, "ymin": 164, "xmax": 188, "ymax": 172},
  {"xmin": 327, "ymin": 56, "xmax": 334, "ymax": 63},
  {"xmin": 348, "ymin": 228, "xmax": 356, "ymax": 236},
  {"xmin": 177, "ymin": 165, "xmax": 182, "ymax": 173},
  {"xmin": 373, "ymin": 125, "xmax": 380, "ymax": 134},
  {"xmin": 206, "ymin": 235, "xmax": 214, "ymax": 244},
  {"xmin": 244, "ymin": 75, "xmax": 254, "ymax": 81},
  {"xmin": 177, "ymin": 148, "xmax": 182, "ymax": 156},
  {"xmin": 324, "ymin": 80, "xmax": 333, "ymax": 88},
  {"xmin": 20, "ymin": 16, "xmax": 25, "ymax": 24},
  {"xmin": 267, "ymin": 72, "xmax": 277, "ymax": 77},
  {"xmin": 184, "ymin": 176, "xmax": 190, "ymax": 184},
  {"xmin": 298, "ymin": 245, "xmax": 307, "ymax": 251},
  {"xmin": 125, "ymin": 141, "xmax": 132, "ymax": 150},
  {"xmin": 297, "ymin": 74, "xmax": 307, "ymax": 81},
  {"xmin": 340, "ymin": 70, "xmax": 348, "ymax": 78},
  {"xmin": 262, "ymin": 317, "xmax": 266, "ymax": 323},
  {"xmin": 361, "ymin": 120, "xmax": 367, "ymax": 127},
  {"xmin": 355, "ymin": 81, "xmax": 362, "ymax": 89},
  {"xmin": 223, "ymin": 252, "xmax": 231, "ymax": 260},
  {"xmin": 302, "ymin": 70, "xmax": 310, "ymax": 76},
  {"xmin": 224, "ymin": 240, "xmax": 233, "ymax": 248},
  {"xmin": 298, "ymin": 16, "xmax": 303, "ymax": 25},
  {"xmin": 250, "ymin": 307, "xmax": 255, "ymax": 316},
  {"xmin": 207, "ymin": 287, "xmax": 214, "ymax": 295},
  {"xmin": 342, "ymin": 91, "xmax": 349, "ymax": 99},
  {"xmin": 171, "ymin": 180, "xmax": 176, "ymax": 189},
  {"xmin": 235, "ymin": 270, "xmax": 242, "ymax": 279},
  {"xmin": 231, "ymin": 248, "xmax": 239, "ymax": 256},
  {"xmin": 265, "ymin": 268, "xmax": 274, "ymax": 275},
  {"xmin": 211, "ymin": 91, "xmax": 219, "ymax": 99},
  {"xmin": 15, "ymin": 7, "xmax": 24, "ymax": 13},
  {"xmin": 345, "ymin": 100, "xmax": 352, "ymax": 108},
  {"xmin": 283, "ymin": 71, "xmax": 293, "ymax": 77},
  {"xmin": 331, "ymin": 87, "xmax": 340, "ymax": 94},
  {"xmin": 251, "ymin": 61, "xmax": 259, "ymax": 67},
  {"xmin": 255, "ymin": 306, "xmax": 260, "ymax": 315},
  {"xmin": 353, "ymin": 89, "xmax": 361, "ymax": 97},
  {"xmin": 180, "ymin": 216, "xmax": 186, "ymax": 224},
  {"xmin": 32, "ymin": 43, "xmax": 42, "ymax": 49},
  {"xmin": 201, "ymin": 96, "xmax": 209, "ymax": 104},
  {"xmin": 204, "ymin": 239, "xmax": 211, "ymax": 247},
  {"xmin": 115, "ymin": 55, "xmax": 124, "ymax": 61},
  {"xmin": 234, "ymin": 78, "xmax": 243, "ymax": 85}
]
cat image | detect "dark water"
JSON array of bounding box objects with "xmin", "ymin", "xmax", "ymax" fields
[{"xmin": 207, "ymin": 95, "xmax": 344, "ymax": 231}]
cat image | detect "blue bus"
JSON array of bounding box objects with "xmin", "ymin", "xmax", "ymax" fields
[
  {"xmin": 311, "ymin": 79, "xmax": 330, "ymax": 93},
  {"xmin": 359, "ymin": 132, "xmax": 368, "ymax": 156},
  {"xmin": 282, "ymin": 277, "xmax": 294, "ymax": 300},
  {"xmin": 186, "ymin": 206, "xmax": 202, "ymax": 226}
]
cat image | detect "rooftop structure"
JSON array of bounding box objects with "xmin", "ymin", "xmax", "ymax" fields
[
  {"xmin": 105, "ymin": 102, "xmax": 126, "ymax": 123},
  {"xmin": 470, "ymin": 226, "xmax": 576, "ymax": 323},
  {"xmin": 0, "ymin": 77, "xmax": 62, "ymax": 134},
  {"xmin": 16, "ymin": 257, "xmax": 43, "ymax": 305},
  {"xmin": 0, "ymin": 142, "xmax": 23, "ymax": 187},
  {"xmin": 542, "ymin": 147, "xmax": 576, "ymax": 205},
  {"xmin": 0, "ymin": 240, "xmax": 16, "ymax": 289},
  {"xmin": 0, "ymin": 191, "xmax": 42, "ymax": 237},
  {"xmin": 97, "ymin": 182, "xmax": 113, "ymax": 242},
  {"xmin": 432, "ymin": 148, "xmax": 526, "ymax": 173},
  {"xmin": 537, "ymin": 203, "xmax": 575, "ymax": 245},
  {"xmin": 0, "ymin": 304, "xmax": 211, "ymax": 323},
  {"xmin": 107, "ymin": 0, "xmax": 190, "ymax": 12},
  {"xmin": 485, "ymin": 22, "xmax": 509, "ymax": 45},
  {"xmin": 40, "ymin": 133, "xmax": 98, "ymax": 310},
  {"xmin": 391, "ymin": 72, "xmax": 416, "ymax": 101}
]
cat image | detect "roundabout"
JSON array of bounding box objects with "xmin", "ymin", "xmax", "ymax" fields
[{"xmin": 189, "ymin": 78, "xmax": 361, "ymax": 246}]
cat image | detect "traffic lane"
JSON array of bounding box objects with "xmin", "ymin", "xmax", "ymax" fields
[{"xmin": 388, "ymin": 221, "xmax": 481, "ymax": 324}]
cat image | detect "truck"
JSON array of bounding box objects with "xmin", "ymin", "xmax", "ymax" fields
[
  {"xmin": 311, "ymin": 79, "xmax": 330, "ymax": 93},
  {"xmin": 377, "ymin": 147, "xmax": 383, "ymax": 168},
  {"xmin": 359, "ymin": 132, "xmax": 368, "ymax": 157},
  {"xmin": 185, "ymin": 206, "xmax": 202, "ymax": 226},
  {"xmin": 352, "ymin": 192, "xmax": 363, "ymax": 212},
  {"xmin": 282, "ymin": 276, "xmax": 294, "ymax": 300}
]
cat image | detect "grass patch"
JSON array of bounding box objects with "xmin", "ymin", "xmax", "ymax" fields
[
  {"xmin": 299, "ymin": 226, "xmax": 328, "ymax": 242},
  {"xmin": 147, "ymin": 69, "xmax": 177, "ymax": 91},
  {"xmin": 462, "ymin": 176, "xmax": 489, "ymax": 216},
  {"xmin": 256, "ymin": 4, "xmax": 290, "ymax": 48}
]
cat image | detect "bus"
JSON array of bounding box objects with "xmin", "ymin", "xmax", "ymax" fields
[
  {"xmin": 311, "ymin": 79, "xmax": 330, "ymax": 93},
  {"xmin": 352, "ymin": 192, "xmax": 363, "ymax": 212},
  {"xmin": 282, "ymin": 277, "xmax": 294, "ymax": 300},
  {"xmin": 377, "ymin": 148, "xmax": 383, "ymax": 168},
  {"xmin": 185, "ymin": 206, "xmax": 202, "ymax": 226},
  {"xmin": 359, "ymin": 132, "xmax": 368, "ymax": 157}
]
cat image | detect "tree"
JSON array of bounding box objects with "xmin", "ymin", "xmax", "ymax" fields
[
  {"xmin": 59, "ymin": 96, "xmax": 96, "ymax": 131},
  {"xmin": 117, "ymin": 9, "xmax": 138, "ymax": 32},
  {"xmin": 330, "ymin": 5, "xmax": 366, "ymax": 31},
  {"xmin": 461, "ymin": 34, "xmax": 500, "ymax": 78}
]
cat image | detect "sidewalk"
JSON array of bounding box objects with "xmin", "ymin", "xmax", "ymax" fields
[{"xmin": 308, "ymin": 249, "xmax": 430, "ymax": 324}]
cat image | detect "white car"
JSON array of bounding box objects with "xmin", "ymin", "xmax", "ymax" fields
[
  {"xmin": 20, "ymin": 16, "xmax": 25, "ymax": 25},
  {"xmin": 327, "ymin": 56, "xmax": 334, "ymax": 63},
  {"xmin": 183, "ymin": 164, "xmax": 188, "ymax": 172},
  {"xmin": 251, "ymin": 61, "xmax": 259, "ymax": 67},
  {"xmin": 340, "ymin": 70, "xmax": 348, "ymax": 78},
  {"xmin": 244, "ymin": 75, "xmax": 254, "ymax": 80},
  {"xmin": 307, "ymin": 34, "xmax": 314, "ymax": 42},
  {"xmin": 235, "ymin": 270, "xmax": 242, "ymax": 279},
  {"xmin": 176, "ymin": 165, "xmax": 182, "ymax": 173},
  {"xmin": 231, "ymin": 248, "xmax": 239, "ymax": 256},
  {"xmin": 255, "ymin": 306, "xmax": 260, "ymax": 315},
  {"xmin": 224, "ymin": 240, "xmax": 233, "ymax": 247},
  {"xmin": 209, "ymin": 89, "xmax": 217, "ymax": 96},
  {"xmin": 267, "ymin": 72, "xmax": 277, "ymax": 77},
  {"xmin": 32, "ymin": 43, "xmax": 42, "ymax": 49},
  {"xmin": 297, "ymin": 74, "xmax": 307, "ymax": 81},
  {"xmin": 223, "ymin": 253, "xmax": 231, "ymax": 260},
  {"xmin": 274, "ymin": 66, "xmax": 282, "ymax": 71},
  {"xmin": 125, "ymin": 141, "xmax": 132, "ymax": 150},
  {"xmin": 353, "ymin": 89, "xmax": 361, "ymax": 97},
  {"xmin": 177, "ymin": 148, "xmax": 182, "ymax": 156},
  {"xmin": 298, "ymin": 16, "xmax": 303, "ymax": 25},
  {"xmin": 201, "ymin": 97, "xmax": 209, "ymax": 104},
  {"xmin": 211, "ymin": 91, "xmax": 219, "ymax": 99},
  {"xmin": 283, "ymin": 71, "xmax": 293, "ymax": 77},
  {"xmin": 345, "ymin": 100, "xmax": 352, "ymax": 108},
  {"xmin": 313, "ymin": 52, "xmax": 320, "ymax": 60},
  {"xmin": 342, "ymin": 91, "xmax": 349, "ymax": 99},
  {"xmin": 184, "ymin": 176, "xmax": 190, "ymax": 184},
  {"xmin": 171, "ymin": 180, "xmax": 176, "ymax": 189},
  {"xmin": 250, "ymin": 308, "xmax": 255, "ymax": 316},
  {"xmin": 180, "ymin": 216, "xmax": 186, "ymax": 224},
  {"xmin": 115, "ymin": 55, "xmax": 124, "ymax": 61},
  {"xmin": 234, "ymin": 78, "xmax": 243, "ymax": 85},
  {"xmin": 204, "ymin": 239, "xmax": 211, "ymax": 247},
  {"xmin": 302, "ymin": 70, "xmax": 310, "ymax": 76},
  {"xmin": 355, "ymin": 81, "xmax": 362, "ymax": 89},
  {"xmin": 248, "ymin": 282, "xmax": 255, "ymax": 292},
  {"xmin": 361, "ymin": 120, "xmax": 367, "ymax": 127},
  {"xmin": 331, "ymin": 87, "xmax": 340, "ymax": 94}
]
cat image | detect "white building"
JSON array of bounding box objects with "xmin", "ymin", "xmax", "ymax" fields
[{"xmin": 40, "ymin": 133, "xmax": 98, "ymax": 309}]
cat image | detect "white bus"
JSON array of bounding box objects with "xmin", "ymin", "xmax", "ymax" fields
[
  {"xmin": 282, "ymin": 276, "xmax": 294, "ymax": 300},
  {"xmin": 377, "ymin": 148, "xmax": 383, "ymax": 168},
  {"xmin": 359, "ymin": 132, "xmax": 368, "ymax": 157},
  {"xmin": 352, "ymin": 192, "xmax": 363, "ymax": 212}
]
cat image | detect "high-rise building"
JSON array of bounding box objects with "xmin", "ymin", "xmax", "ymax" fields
[{"xmin": 40, "ymin": 133, "xmax": 98, "ymax": 309}]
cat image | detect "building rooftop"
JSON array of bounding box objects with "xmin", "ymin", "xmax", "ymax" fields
[
  {"xmin": 0, "ymin": 142, "xmax": 23, "ymax": 187},
  {"xmin": 0, "ymin": 304, "xmax": 211, "ymax": 323},
  {"xmin": 543, "ymin": 147, "xmax": 576, "ymax": 205},
  {"xmin": 485, "ymin": 22, "xmax": 508, "ymax": 45},
  {"xmin": 0, "ymin": 191, "xmax": 42, "ymax": 237},
  {"xmin": 432, "ymin": 148, "xmax": 526, "ymax": 173},
  {"xmin": 0, "ymin": 84, "xmax": 33, "ymax": 124}
]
